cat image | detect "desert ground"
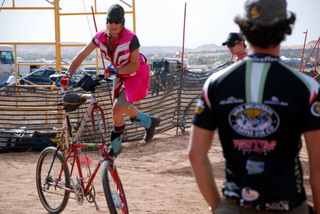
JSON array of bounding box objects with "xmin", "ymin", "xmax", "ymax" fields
[{"xmin": 0, "ymin": 128, "xmax": 314, "ymax": 214}]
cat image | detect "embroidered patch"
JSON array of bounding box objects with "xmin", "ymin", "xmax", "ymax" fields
[
  {"xmin": 242, "ymin": 187, "xmax": 259, "ymax": 201},
  {"xmin": 195, "ymin": 99, "xmax": 205, "ymax": 114},
  {"xmin": 229, "ymin": 103, "xmax": 279, "ymax": 138},
  {"xmin": 310, "ymin": 101, "xmax": 320, "ymax": 117}
]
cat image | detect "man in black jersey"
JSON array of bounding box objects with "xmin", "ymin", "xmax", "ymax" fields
[{"xmin": 189, "ymin": 0, "xmax": 320, "ymax": 213}]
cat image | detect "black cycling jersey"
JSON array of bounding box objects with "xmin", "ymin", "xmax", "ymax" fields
[{"xmin": 192, "ymin": 55, "xmax": 320, "ymax": 211}]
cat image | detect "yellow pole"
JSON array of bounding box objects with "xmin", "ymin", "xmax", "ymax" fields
[
  {"xmin": 13, "ymin": 44, "xmax": 18, "ymax": 86},
  {"xmin": 53, "ymin": 0, "xmax": 63, "ymax": 126},
  {"xmin": 13, "ymin": 44, "xmax": 18, "ymax": 100},
  {"xmin": 132, "ymin": 0, "xmax": 136, "ymax": 33},
  {"xmin": 54, "ymin": 0, "xmax": 62, "ymax": 73},
  {"xmin": 94, "ymin": 0, "xmax": 97, "ymax": 13}
]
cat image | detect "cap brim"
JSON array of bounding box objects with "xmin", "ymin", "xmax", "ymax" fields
[{"xmin": 222, "ymin": 41, "xmax": 230, "ymax": 46}]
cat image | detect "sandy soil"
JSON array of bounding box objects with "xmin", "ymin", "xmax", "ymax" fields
[{"xmin": 0, "ymin": 128, "xmax": 313, "ymax": 214}]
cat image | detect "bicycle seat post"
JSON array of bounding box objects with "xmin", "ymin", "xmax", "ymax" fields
[
  {"xmin": 60, "ymin": 87, "xmax": 65, "ymax": 95},
  {"xmin": 91, "ymin": 92, "xmax": 97, "ymax": 104}
]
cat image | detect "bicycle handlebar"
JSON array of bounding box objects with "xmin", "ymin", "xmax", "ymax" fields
[{"xmin": 49, "ymin": 74, "xmax": 106, "ymax": 93}]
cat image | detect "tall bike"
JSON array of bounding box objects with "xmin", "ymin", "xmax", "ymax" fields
[{"xmin": 36, "ymin": 74, "xmax": 128, "ymax": 214}]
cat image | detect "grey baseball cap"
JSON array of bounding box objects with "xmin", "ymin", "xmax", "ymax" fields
[{"xmin": 243, "ymin": 0, "xmax": 290, "ymax": 26}]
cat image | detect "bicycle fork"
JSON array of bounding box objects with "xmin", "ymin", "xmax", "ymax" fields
[
  {"xmin": 43, "ymin": 148, "xmax": 59, "ymax": 189},
  {"xmin": 44, "ymin": 148, "xmax": 73, "ymax": 192}
]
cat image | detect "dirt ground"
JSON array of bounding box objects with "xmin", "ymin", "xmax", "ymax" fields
[{"xmin": 0, "ymin": 128, "xmax": 314, "ymax": 214}]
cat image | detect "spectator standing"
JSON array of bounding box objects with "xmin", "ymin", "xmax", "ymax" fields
[
  {"xmin": 222, "ymin": 32, "xmax": 248, "ymax": 62},
  {"xmin": 6, "ymin": 74, "xmax": 15, "ymax": 85},
  {"xmin": 159, "ymin": 67, "xmax": 167, "ymax": 91},
  {"xmin": 5, "ymin": 74, "xmax": 16, "ymax": 96},
  {"xmin": 189, "ymin": 0, "xmax": 320, "ymax": 213},
  {"xmin": 151, "ymin": 69, "xmax": 160, "ymax": 96}
]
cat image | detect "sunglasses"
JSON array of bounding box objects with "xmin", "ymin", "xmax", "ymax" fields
[
  {"xmin": 227, "ymin": 42, "xmax": 240, "ymax": 48},
  {"xmin": 107, "ymin": 19, "xmax": 123, "ymax": 25}
]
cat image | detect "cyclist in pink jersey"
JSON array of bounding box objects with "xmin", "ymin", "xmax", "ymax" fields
[{"xmin": 67, "ymin": 4, "xmax": 160, "ymax": 156}]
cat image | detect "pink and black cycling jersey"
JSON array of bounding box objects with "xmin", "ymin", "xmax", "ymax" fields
[
  {"xmin": 92, "ymin": 28, "xmax": 150, "ymax": 103},
  {"xmin": 192, "ymin": 55, "xmax": 320, "ymax": 211},
  {"xmin": 92, "ymin": 29, "xmax": 140, "ymax": 67}
]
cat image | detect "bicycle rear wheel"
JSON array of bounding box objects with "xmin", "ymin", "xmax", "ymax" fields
[
  {"xmin": 101, "ymin": 160, "xmax": 128, "ymax": 214},
  {"xmin": 36, "ymin": 147, "xmax": 70, "ymax": 214}
]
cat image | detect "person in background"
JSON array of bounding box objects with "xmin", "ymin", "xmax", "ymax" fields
[
  {"xmin": 222, "ymin": 32, "xmax": 248, "ymax": 62},
  {"xmin": 67, "ymin": 4, "xmax": 161, "ymax": 156},
  {"xmin": 5, "ymin": 73, "xmax": 16, "ymax": 96},
  {"xmin": 189, "ymin": 0, "xmax": 320, "ymax": 213},
  {"xmin": 159, "ymin": 67, "xmax": 167, "ymax": 90},
  {"xmin": 151, "ymin": 69, "xmax": 160, "ymax": 96},
  {"xmin": 6, "ymin": 73, "xmax": 15, "ymax": 85}
]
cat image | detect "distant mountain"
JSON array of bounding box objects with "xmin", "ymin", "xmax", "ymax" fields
[
  {"xmin": 191, "ymin": 44, "xmax": 225, "ymax": 52},
  {"xmin": 16, "ymin": 44, "xmax": 225, "ymax": 60},
  {"xmin": 140, "ymin": 46, "xmax": 191, "ymax": 55},
  {"xmin": 282, "ymin": 40, "xmax": 318, "ymax": 50},
  {"xmin": 17, "ymin": 45, "xmax": 86, "ymax": 61},
  {"xmin": 14, "ymin": 41, "xmax": 317, "ymax": 61},
  {"xmin": 140, "ymin": 44, "xmax": 225, "ymax": 55},
  {"xmin": 17, "ymin": 45, "xmax": 189, "ymax": 59}
]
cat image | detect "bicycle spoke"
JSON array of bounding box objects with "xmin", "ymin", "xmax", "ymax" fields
[
  {"xmin": 36, "ymin": 147, "xmax": 70, "ymax": 214},
  {"xmin": 101, "ymin": 161, "xmax": 128, "ymax": 214}
]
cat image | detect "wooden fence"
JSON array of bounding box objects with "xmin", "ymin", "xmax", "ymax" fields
[{"xmin": 0, "ymin": 69, "xmax": 215, "ymax": 151}]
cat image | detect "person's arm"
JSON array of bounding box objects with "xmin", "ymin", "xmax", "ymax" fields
[
  {"xmin": 117, "ymin": 48, "xmax": 140, "ymax": 75},
  {"xmin": 304, "ymin": 130, "xmax": 320, "ymax": 214},
  {"xmin": 188, "ymin": 125, "xmax": 221, "ymax": 211},
  {"xmin": 67, "ymin": 41, "xmax": 96, "ymax": 75}
]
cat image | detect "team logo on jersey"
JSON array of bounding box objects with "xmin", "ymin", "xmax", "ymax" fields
[
  {"xmin": 195, "ymin": 99, "xmax": 205, "ymax": 114},
  {"xmin": 229, "ymin": 103, "xmax": 280, "ymax": 138},
  {"xmin": 311, "ymin": 101, "xmax": 320, "ymax": 117},
  {"xmin": 242, "ymin": 187, "xmax": 259, "ymax": 201},
  {"xmin": 220, "ymin": 96, "xmax": 244, "ymax": 105},
  {"xmin": 264, "ymin": 96, "xmax": 288, "ymax": 106}
]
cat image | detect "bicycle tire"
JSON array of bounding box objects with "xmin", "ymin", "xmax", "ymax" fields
[
  {"xmin": 101, "ymin": 160, "xmax": 129, "ymax": 214},
  {"xmin": 36, "ymin": 147, "xmax": 70, "ymax": 214}
]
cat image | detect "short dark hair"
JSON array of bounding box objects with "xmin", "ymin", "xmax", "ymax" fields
[{"xmin": 234, "ymin": 12, "xmax": 296, "ymax": 49}]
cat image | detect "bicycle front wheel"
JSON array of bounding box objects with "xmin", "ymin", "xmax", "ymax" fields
[
  {"xmin": 101, "ymin": 160, "xmax": 128, "ymax": 214},
  {"xmin": 36, "ymin": 147, "xmax": 70, "ymax": 214}
]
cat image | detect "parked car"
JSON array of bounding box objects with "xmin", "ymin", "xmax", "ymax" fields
[
  {"xmin": 23, "ymin": 68, "xmax": 56, "ymax": 85},
  {"xmin": 21, "ymin": 69, "xmax": 84, "ymax": 86}
]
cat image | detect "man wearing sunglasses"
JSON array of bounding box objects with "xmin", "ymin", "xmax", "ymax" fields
[{"xmin": 222, "ymin": 32, "xmax": 248, "ymax": 62}]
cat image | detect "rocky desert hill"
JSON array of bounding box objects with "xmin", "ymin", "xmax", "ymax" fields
[{"xmin": 15, "ymin": 40, "xmax": 319, "ymax": 66}]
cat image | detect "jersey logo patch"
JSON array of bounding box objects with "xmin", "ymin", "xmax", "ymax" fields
[
  {"xmin": 229, "ymin": 103, "xmax": 280, "ymax": 138},
  {"xmin": 311, "ymin": 101, "xmax": 320, "ymax": 117},
  {"xmin": 195, "ymin": 99, "xmax": 205, "ymax": 114},
  {"xmin": 242, "ymin": 187, "xmax": 259, "ymax": 201}
]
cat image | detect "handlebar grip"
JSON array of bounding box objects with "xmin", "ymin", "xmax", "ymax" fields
[{"xmin": 60, "ymin": 76, "xmax": 70, "ymax": 88}]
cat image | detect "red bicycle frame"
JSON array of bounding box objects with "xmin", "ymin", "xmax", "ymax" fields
[{"xmin": 54, "ymin": 142, "xmax": 115, "ymax": 195}]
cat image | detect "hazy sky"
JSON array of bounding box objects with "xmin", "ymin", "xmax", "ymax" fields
[{"xmin": 0, "ymin": 0, "xmax": 319, "ymax": 49}]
